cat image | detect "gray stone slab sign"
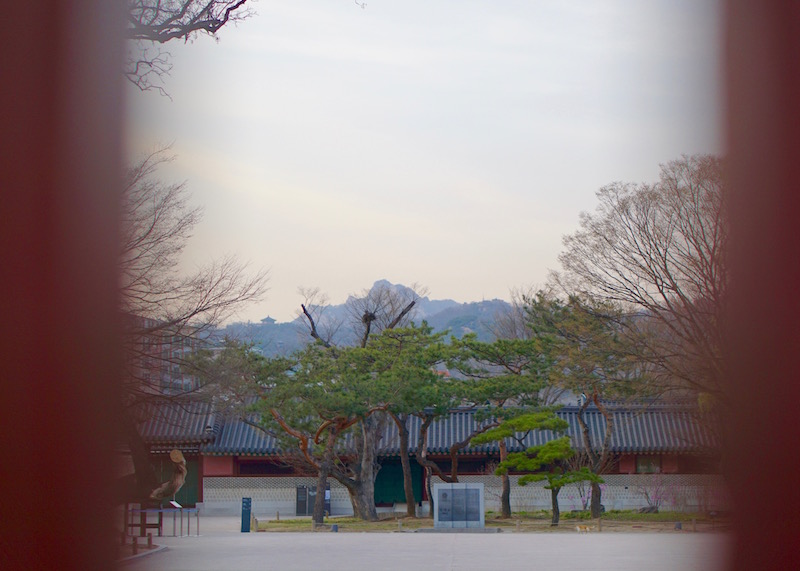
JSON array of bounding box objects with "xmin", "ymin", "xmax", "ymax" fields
[{"xmin": 433, "ymin": 483, "xmax": 485, "ymax": 529}]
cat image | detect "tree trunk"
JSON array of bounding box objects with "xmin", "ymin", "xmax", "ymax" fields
[
  {"xmin": 121, "ymin": 409, "xmax": 158, "ymax": 504},
  {"xmin": 588, "ymin": 394, "xmax": 611, "ymax": 519},
  {"xmin": 577, "ymin": 394, "xmax": 611, "ymax": 519},
  {"xmin": 346, "ymin": 418, "xmax": 379, "ymax": 521},
  {"xmin": 313, "ymin": 429, "xmax": 337, "ymax": 525},
  {"xmin": 325, "ymin": 417, "xmax": 382, "ymax": 521},
  {"xmin": 593, "ymin": 394, "xmax": 615, "ymax": 474},
  {"xmin": 312, "ymin": 470, "xmax": 329, "ymax": 525},
  {"xmin": 329, "ymin": 463, "xmax": 379, "ymax": 521},
  {"xmin": 425, "ymin": 467, "xmax": 434, "ymax": 516},
  {"xmin": 446, "ymin": 421, "xmax": 499, "ymax": 482},
  {"xmin": 499, "ymin": 440, "xmax": 511, "ymax": 518},
  {"xmin": 347, "ymin": 481, "xmax": 379, "ymax": 521},
  {"xmin": 333, "ymin": 457, "xmax": 379, "ymax": 521},
  {"xmin": 413, "ymin": 413, "xmax": 443, "ymax": 516},
  {"xmin": 449, "ymin": 448, "xmax": 460, "ymax": 483},
  {"xmin": 590, "ymin": 481, "xmax": 603, "ymax": 518},
  {"xmin": 415, "ymin": 415, "xmax": 455, "ymax": 483},
  {"xmin": 392, "ymin": 413, "xmax": 417, "ymax": 518},
  {"xmin": 550, "ymin": 487, "xmax": 561, "ymax": 526},
  {"xmin": 576, "ymin": 399, "xmax": 599, "ymax": 471}
]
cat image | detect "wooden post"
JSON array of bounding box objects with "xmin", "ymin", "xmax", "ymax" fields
[
  {"xmin": 147, "ymin": 533, "xmax": 152, "ymax": 548},
  {"xmin": 516, "ymin": 520, "xmax": 520, "ymax": 532},
  {"xmin": 597, "ymin": 518, "xmax": 602, "ymax": 532},
  {"xmin": 692, "ymin": 518, "xmax": 697, "ymax": 533},
  {"xmin": 122, "ymin": 504, "xmax": 129, "ymax": 544},
  {"xmin": 131, "ymin": 537, "xmax": 138, "ymax": 556}
]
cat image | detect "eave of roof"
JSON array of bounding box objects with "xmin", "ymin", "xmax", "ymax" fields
[
  {"xmin": 137, "ymin": 400, "xmax": 218, "ymax": 446},
  {"xmin": 175, "ymin": 404, "xmax": 717, "ymax": 457}
]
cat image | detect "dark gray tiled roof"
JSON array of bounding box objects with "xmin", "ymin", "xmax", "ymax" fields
[
  {"xmin": 148, "ymin": 404, "xmax": 714, "ymax": 457},
  {"xmin": 202, "ymin": 416, "xmax": 281, "ymax": 456},
  {"xmin": 376, "ymin": 406, "xmax": 715, "ymax": 456},
  {"xmin": 137, "ymin": 400, "xmax": 218, "ymax": 450}
]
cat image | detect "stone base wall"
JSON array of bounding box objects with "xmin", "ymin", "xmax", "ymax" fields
[
  {"xmin": 436, "ymin": 474, "xmax": 729, "ymax": 513},
  {"xmin": 200, "ymin": 474, "xmax": 729, "ymax": 516},
  {"xmin": 201, "ymin": 476, "xmax": 354, "ymax": 517}
]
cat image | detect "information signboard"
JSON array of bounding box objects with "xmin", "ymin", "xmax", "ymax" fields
[
  {"xmin": 433, "ymin": 483, "xmax": 484, "ymax": 529},
  {"xmin": 241, "ymin": 497, "xmax": 252, "ymax": 533}
]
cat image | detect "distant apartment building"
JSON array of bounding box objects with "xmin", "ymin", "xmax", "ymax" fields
[{"xmin": 124, "ymin": 314, "xmax": 210, "ymax": 395}]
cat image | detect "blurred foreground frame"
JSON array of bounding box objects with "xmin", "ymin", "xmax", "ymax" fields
[
  {"xmin": 0, "ymin": 2, "xmax": 124, "ymax": 570},
  {"xmin": 0, "ymin": 2, "xmax": 799, "ymax": 570},
  {"xmin": 725, "ymin": 2, "xmax": 800, "ymax": 570}
]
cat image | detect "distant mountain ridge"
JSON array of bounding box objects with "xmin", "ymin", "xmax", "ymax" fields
[{"xmin": 221, "ymin": 280, "xmax": 511, "ymax": 356}]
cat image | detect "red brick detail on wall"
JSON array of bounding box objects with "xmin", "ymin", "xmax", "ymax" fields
[
  {"xmin": 203, "ymin": 455, "xmax": 235, "ymax": 476},
  {"xmin": 618, "ymin": 455, "xmax": 636, "ymax": 474},
  {"xmin": 661, "ymin": 455, "xmax": 679, "ymax": 474}
]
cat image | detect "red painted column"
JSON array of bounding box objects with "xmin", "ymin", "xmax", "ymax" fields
[
  {"xmin": 0, "ymin": 2, "xmax": 123, "ymax": 569},
  {"xmin": 725, "ymin": 2, "xmax": 800, "ymax": 569},
  {"xmin": 203, "ymin": 455, "xmax": 236, "ymax": 476},
  {"xmin": 661, "ymin": 455, "xmax": 679, "ymax": 475},
  {"xmin": 618, "ymin": 455, "xmax": 636, "ymax": 474}
]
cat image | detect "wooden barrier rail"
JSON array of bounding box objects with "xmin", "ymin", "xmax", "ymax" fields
[{"xmin": 126, "ymin": 507, "xmax": 200, "ymax": 537}]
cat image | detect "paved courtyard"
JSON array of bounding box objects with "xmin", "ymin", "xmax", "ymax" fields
[{"xmin": 122, "ymin": 517, "xmax": 731, "ymax": 571}]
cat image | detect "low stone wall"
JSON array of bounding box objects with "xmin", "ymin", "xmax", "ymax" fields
[
  {"xmin": 200, "ymin": 474, "xmax": 729, "ymax": 516},
  {"xmin": 201, "ymin": 476, "xmax": 354, "ymax": 517},
  {"xmin": 441, "ymin": 474, "xmax": 729, "ymax": 513}
]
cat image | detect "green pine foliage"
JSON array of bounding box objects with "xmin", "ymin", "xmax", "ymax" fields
[{"xmin": 471, "ymin": 410, "xmax": 603, "ymax": 525}]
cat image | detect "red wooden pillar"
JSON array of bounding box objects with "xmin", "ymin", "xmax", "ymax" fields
[
  {"xmin": 618, "ymin": 454, "xmax": 636, "ymax": 475},
  {"xmin": 0, "ymin": 2, "xmax": 123, "ymax": 570},
  {"xmin": 725, "ymin": 2, "xmax": 800, "ymax": 569}
]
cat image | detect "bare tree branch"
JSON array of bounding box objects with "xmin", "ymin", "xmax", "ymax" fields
[
  {"xmin": 124, "ymin": 0, "xmax": 254, "ymax": 95},
  {"xmin": 386, "ymin": 300, "xmax": 416, "ymax": 331},
  {"xmin": 553, "ymin": 155, "xmax": 726, "ymax": 400},
  {"xmin": 126, "ymin": 0, "xmax": 251, "ymax": 42},
  {"xmin": 120, "ymin": 146, "xmax": 268, "ymax": 405},
  {"xmin": 301, "ymin": 303, "xmax": 332, "ymax": 349}
]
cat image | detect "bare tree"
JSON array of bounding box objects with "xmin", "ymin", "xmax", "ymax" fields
[
  {"xmin": 119, "ymin": 146, "xmax": 268, "ymax": 502},
  {"xmin": 124, "ymin": 0, "xmax": 254, "ymax": 95},
  {"xmin": 120, "ymin": 146, "xmax": 267, "ymax": 396},
  {"xmin": 296, "ymin": 287, "xmax": 344, "ymax": 348},
  {"xmin": 489, "ymin": 286, "xmax": 536, "ymax": 342},
  {"xmin": 297, "ymin": 282, "xmax": 425, "ymax": 349},
  {"xmin": 345, "ymin": 282, "xmax": 426, "ymax": 347},
  {"xmin": 553, "ymin": 155, "xmax": 726, "ymax": 401},
  {"xmin": 293, "ymin": 281, "xmax": 424, "ymax": 521},
  {"xmin": 489, "ymin": 285, "xmax": 568, "ymax": 406}
]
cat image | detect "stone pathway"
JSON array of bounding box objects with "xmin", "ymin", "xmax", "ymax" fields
[{"xmin": 121, "ymin": 517, "xmax": 731, "ymax": 571}]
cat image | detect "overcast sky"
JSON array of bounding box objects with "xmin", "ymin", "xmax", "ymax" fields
[{"xmin": 125, "ymin": 0, "xmax": 722, "ymax": 323}]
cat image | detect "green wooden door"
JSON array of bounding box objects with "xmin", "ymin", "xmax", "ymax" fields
[{"xmin": 374, "ymin": 459, "xmax": 423, "ymax": 504}]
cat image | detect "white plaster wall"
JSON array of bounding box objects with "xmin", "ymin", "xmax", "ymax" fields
[
  {"xmin": 201, "ymin": 476, "xmax": 354, "ymax": 517},
  {"xmin": 201, "ymin": 474, "xmax": 729, "ymax": 517},
  {"xmin": 436, "ymin": 474, "xmax": 729, "ymax": 513}
]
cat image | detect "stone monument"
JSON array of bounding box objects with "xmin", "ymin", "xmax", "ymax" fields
[{"xmin": 433, "ymin": 483, "xmax": 485, "ymax": 529}]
